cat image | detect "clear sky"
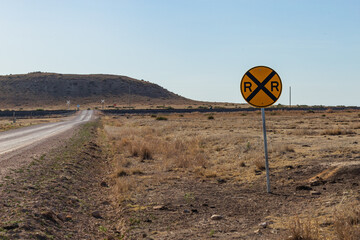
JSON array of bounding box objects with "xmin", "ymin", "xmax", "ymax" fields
[{"xmin": 0, "ymin": 0, "xmax": 359, "ymax": 106}]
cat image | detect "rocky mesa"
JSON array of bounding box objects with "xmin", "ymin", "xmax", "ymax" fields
[{"xmin": 0, "ymin": 72, "xmax": 191, "ymax": 108}]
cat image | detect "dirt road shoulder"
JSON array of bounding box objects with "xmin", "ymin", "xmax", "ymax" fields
[{"xmin": 0, "ymin": 121, "xmax": 121, "ymax": 239}]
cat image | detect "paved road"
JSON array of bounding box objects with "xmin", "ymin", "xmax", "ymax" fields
[{"xmin": 0, "ymin": 110, "xmax": 93, "ymax": 156}]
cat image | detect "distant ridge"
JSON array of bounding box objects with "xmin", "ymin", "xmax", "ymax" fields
[{"xmin": 0, "ymin": 72, "xmax": 192, "ymax": 108}]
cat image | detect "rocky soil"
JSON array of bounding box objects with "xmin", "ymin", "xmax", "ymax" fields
[
  {"xmin": 0, "ymin": 121, "xmax": 122, "ymax": 239},
  {"xmin": 117, "ymin": 159, "xmax": 360, "ymax": 239}
]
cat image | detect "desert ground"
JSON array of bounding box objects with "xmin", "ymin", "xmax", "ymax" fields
[
  {"xmin": 1, "ymin": 109, "xmax": 360, "ymax": 239},
  {"xmin": 102, "ymin": 109, "xmax": 360, "ymax": 239}
]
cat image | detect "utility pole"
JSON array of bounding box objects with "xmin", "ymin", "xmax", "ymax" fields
[
  {"xmin": 289, "ymin": 86, "xmax": 291, "ymax": 107},
  {"xmin": 128, "ymin": 85, "xmax": 131, "ymax": 109}
]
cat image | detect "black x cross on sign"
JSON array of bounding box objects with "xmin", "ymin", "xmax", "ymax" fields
[{"xmin": 240, "ymin": 66, "xmax": 282, "ymax": 108}]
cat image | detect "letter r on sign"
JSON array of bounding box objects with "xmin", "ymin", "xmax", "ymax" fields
[
  {"xmin": 244, "ymin": 82, "xmax": 252, "ymax": 92},
  {"xmin": 271, "ymin": 81, "xmax": 279, "ymax": 92}
]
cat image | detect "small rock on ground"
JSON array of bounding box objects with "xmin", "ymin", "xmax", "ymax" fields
[
  {"xmin": 211, "ymin": 214, "xmax": 223, "ymax": 220},
  {"xmin": 259, "ymin": 222, "xmax": 269, "ymax": 228},
  {"xmin": 57, "ymin": 213, "xmax": 72, "ymax": 222},
  {"xmin": 91, "ymin": 211, "xmax": 103, "ymax": 219}
]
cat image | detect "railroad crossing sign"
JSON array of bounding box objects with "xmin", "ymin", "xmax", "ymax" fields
[{"xmin": 240, "ymin": 66, "xmax": 282, "ymax": 108}]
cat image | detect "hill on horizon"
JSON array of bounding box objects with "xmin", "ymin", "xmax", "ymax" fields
[{"xmin": 0, "ymin": 72, "xmax": 193, "ymax": 109}]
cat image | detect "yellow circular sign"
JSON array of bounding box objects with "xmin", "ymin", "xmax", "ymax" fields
[{"xmin": 240, "ymin": 66, "xmax": 282, "ymax": 108}]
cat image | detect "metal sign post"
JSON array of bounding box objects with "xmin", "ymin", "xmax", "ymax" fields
[
  {"xmin": 240, "ymin": 66, "xmax": 282, "ymax": 193},
  {"xmin": 261, "ymin": 108, "xmax": 271, "ymax": 193}
]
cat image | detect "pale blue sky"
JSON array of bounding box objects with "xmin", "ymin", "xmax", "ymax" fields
[{"xmin": 0, "ymin": 0, "xmax": 359, "ymax": 106}]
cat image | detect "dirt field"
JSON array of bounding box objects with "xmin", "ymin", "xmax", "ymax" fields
[
  {"xmin": 1, "ymin": 109, "xmax": 360, "ymax": 239},
  {"xmin": 102, "ymin": 109, "xmax": 360, "ymax": 239}
]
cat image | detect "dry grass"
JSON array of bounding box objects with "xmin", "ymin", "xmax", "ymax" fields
[
  {"xmin": 103, "ymin": 116, "xmax": 212, "ymax": 200},
  {"xmin": 291, "ymin": 128, "xmax": 317, "ymax": 135},
  {"xmin": 334, "ymin": 202, "xmax": 360, "ymax": 240},
  {"xmin": 253, "ymin": 157, "xmax": 266, "ymax": 171},
  {"xmin": 287, "ymin": 217, "xmax": 320, "ymax": 240},
  {"xmin": 321, "ymin": 128, "xmax": 355, "ymax": 135},
  {"xmin": 271, "ymin": 144, "xmax": 295, "ymax": 154},
  {"xmin": 101, "ymin": 110, "xmax": 360, "ymax": 237},
  {"xmin": 103, "ymin": 110, "xmax": 360, "ymax": 187},
  {"xmin": 140, "ymin": 145, "xmax": 152, "ymax": 160}
]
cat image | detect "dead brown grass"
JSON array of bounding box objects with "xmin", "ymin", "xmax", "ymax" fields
[
  {"xmin": 253, "ymin": 157, "xmax": 266, "ymax": 171},
  {"xmin": 291, "ymin": 128, "xmax": 317, "ymax": 135},
  {"xmin": 321, "ymin": 128, "xmax": 355, "ymax": 135},
  {"xmin": 287, "ymin": 217, "xmax": 320, "ymax": 240},
  {"xmin": 101, "ymin": 110, "xmax": 360, "ymax": 238},
  {"xmin": 103, "ymin": 116, "xmax": 212, "ymax": 201},
  {"xmin": 271, "ymin": 144, "xmax": 295, "ymax": 154},
  {"xmin": 334, "ymin": 202, "xmax": 360, "ymax": 240},
  {"xmin": 140, "ymin": 145, "xmax": 152, "ymax": 160}
]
